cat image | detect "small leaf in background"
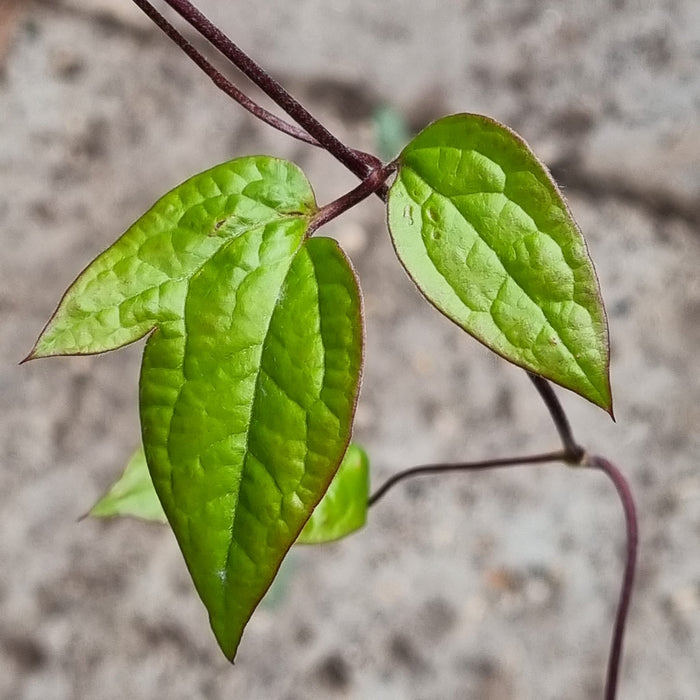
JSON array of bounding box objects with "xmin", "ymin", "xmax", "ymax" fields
[
  {"xmin": 373, "ymin": 104, "xmax": 411, "ymax": 162},
  {"xmin": 298, "ymin": 443, "xmax": 369, "ymax": 544},
  {"xmin": 387, "ymin": 114, "xmax": 611, "ymax": 413},
  {"xmin": 88, "ymin": 447, "xmax": 166, "ymax": 523}
]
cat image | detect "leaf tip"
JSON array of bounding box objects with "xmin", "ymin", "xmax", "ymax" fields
[{"xmin": 21, "ymin": 328, "xmax": 59, "ymax": 363}]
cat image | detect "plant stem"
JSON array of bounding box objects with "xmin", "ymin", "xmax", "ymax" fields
[
  {"xmin": 585, "ymin": 455, "xmax": 638, "ymax": 700},
  {"xmin": 308, "ymin": 162, "xmax": 397, "ymax": 235},
  {"xmin": 527, "ymin": 373, "xmax": 584, "ymax": 460},
  {"xmin": 131, "ymin": 0, "xmax": 320, "ymax": 146},
  {"xmin": 158, "ymin": 0, "xmax": 382, "ymax": 180},
  {"xmin": 368, "ymin": 449, "xmax": 567, "ymax": 507}
]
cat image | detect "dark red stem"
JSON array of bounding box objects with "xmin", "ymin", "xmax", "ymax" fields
[
  {"xmin": 131, "ymin": 0, "xmax": 320, "ymax": 146},
  {"xmin": 586, "ymin": 455, "xmax": 638, "ymax": 700},
  {"xmin": 527, "ymin": 372, "xmax": 584, "ymax": 460},
  {"xmin": 159, "ymin": 0, "xmax": 381, "ymax": 180},
  {"xmin": 368, "ymin": 450, "xmax": 567, "ymax": 506},
  {"xmin": 308, "ymin": 162, "xmax": 397, "ymax": 235}
]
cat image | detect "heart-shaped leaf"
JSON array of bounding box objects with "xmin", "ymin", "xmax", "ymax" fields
[
  {"xmin": 298, "ymin": 443, "xmax": 369, "ymax": 544},
  {"xmin": 29, "ymin": 156, "xmax": 364, "ymax": 661},
  {"xmin": 140, "ymin": 229, "xmax": 363, "ymax": 659},
  {"xmin": 387, "ymin": 114, "xmax": 611, "ymax": 413}
]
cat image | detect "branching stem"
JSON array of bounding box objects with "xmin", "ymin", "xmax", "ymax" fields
[
  {"xmin": 131, "ymin": 0, "xmax": 320, "ymax": 146},
  {"xmin": 308, "ymin": 162, "xmax": 397, "ymax": 235},
  {"xmin": 158, "ymin": 0, "xmax": 381, "ymax": 180},
  {"xmin": 368, "ymin": 449, "xmax": 567, "ymax": 507}
]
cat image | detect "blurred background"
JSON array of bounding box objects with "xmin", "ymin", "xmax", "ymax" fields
[{"xmin": 2, "ymin": 1, "xmax": 699, "ymax": 698}]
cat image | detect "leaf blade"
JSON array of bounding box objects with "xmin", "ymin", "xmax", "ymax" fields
[
  {"xmin": 297, "ymin": 443, "xmax": 369, "ymax": 544},
  {"xmin": 28, "ymin": 157, "xmax": 316, "ymax": 359},
  {"xmin": 140, "ymin": 229, "xmax": 364, "ymax": 660},
  {"xmin": 387, "ymin": 114, "xmax": 611, "ymax": 412}
]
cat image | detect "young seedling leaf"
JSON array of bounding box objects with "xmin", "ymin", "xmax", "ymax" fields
[
  {"xmin": 387, "ymin": 114, "xmax": 611, "ymax": 413},
  {"xmin": 297, "ymin": 443, "xmax": 369, "ymax": 544},
  {"xmin": 88, "ymin": 447, "xmax": 167, "ymax": 523},
  {"xmin": 29, "ymin": 156, "xmax": 364, "ymax": 661},
  {"xmin": 140, "ymin": 228, "xmax": 364, "ymax": 660}
]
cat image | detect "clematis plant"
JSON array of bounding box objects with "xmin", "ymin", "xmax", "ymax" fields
[{"xmin": 25, "ymin": 2, "xmax": 637, "ymax": 698}]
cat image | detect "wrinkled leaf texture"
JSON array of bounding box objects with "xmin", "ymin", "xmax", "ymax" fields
[
  {"xmin": 388, "ymin": 114, "xmax": 611, "ymax": 413},
  {"xmin": 29, "ymin": 156, "xmax": 364, "ymax": 660}
]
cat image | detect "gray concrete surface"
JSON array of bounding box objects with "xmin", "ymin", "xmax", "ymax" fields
[{"xmin": 2, "ymin": 1, "xmax": 699, "ymax": 698}]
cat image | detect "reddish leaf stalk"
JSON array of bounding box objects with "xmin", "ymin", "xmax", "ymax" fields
[
  {"xmin": 527, "ymin": 372, "xmax": 584, "ymax": 460},
  {"xmin": 308, "ymin": 162, "xmax": 397, "ymax": 235}
]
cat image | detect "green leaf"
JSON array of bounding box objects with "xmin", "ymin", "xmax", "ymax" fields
[
  {"xmin": 88, "ymin": 440, "xmax": 367, "ymax": 543},
  {"xmin": 30, "ymin": 156, "xmax": 364, "ymax": 661},
  {"xmin": 88, "ymin": 447, "xmax": 167, "ymax": 523},
  {"xmin": 297, "ymin": 443, "xmax": 369, "ymax": 544},
  {"xmin": 27, "ymin": 157, "xmax": 316, "ymax": 359},
  {"xmin": 88, "ymin": 441, "xmax": 369, "ymax": 543},
  {"xmin": 387, "ymin": 114, "xmax": 611, "ymax": 413},
  {"xmin": 140, "ymin": 228, "xmax": 363, "ymax": 660}
]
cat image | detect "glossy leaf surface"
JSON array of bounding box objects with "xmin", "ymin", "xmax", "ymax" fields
[
  {"xmin": 387, "ymin": 114, "xmax": 611, "ymax": 412},
  {"xmin": 298, "ymin": 443, "xmax": 369, "ymax": 544},
  {"xmin": 140, "ymin": 228, "xmax": 363, "ymax": 660},
  {"xmin": 88, "ymin": 447, "xmax": 167, "ymax": 523},
  {"xmin": 30, "ymin": 157, "xmax": 364, "ymax": 661},
  {"xmin": 28, "ymin": 157, "xmax": 317, "ymax": 358}
]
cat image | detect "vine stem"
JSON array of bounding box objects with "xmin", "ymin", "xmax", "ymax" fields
[
  {"xmin": 368, "ymin": 450, "xmax": 567, "ymax": 507},
  {"xmin": 131, "ymin": 0, "xmax": 320, "ymax": 146},
  {"xmin": 586, "ymin": 455, "xmax": 638, "ymax": 700},
  {"xmin": 158, "ymin": 0, "xmax": 382, "ymax": 180}
]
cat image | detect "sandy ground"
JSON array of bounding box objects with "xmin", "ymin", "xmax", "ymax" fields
[{"xmin": 1, "ymin": 1, "xmax": 699, "ymax": 698}]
